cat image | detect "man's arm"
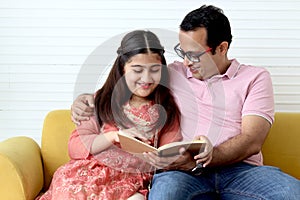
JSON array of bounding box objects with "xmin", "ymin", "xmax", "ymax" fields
[
  {"xmin": 207, "ymin": 69, "xmax": 274, "ymax": 167},
  {"xmin": 147, "ymin": 115, "xmax": 270, "ymax": 171},
  {"xmin": 208, "ymin": 115, "xmax": 271, "ymax": 167},
  {"xmin": 71, "ymin": 93, "xmax": 95, "ymax": 125}
]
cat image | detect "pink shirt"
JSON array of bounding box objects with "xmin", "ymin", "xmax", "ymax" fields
[{"xmin": 168, "ymin": 59, "xmax": 274, "ymax": 166}]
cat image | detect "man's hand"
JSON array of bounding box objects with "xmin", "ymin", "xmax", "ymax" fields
[
  {"xmin": 143, "ymin": 151, "xmax": 196, "ymax": 171},
  {"xmin": 71, "ymin": 94, "xmax": 95, "ymax": 125},
  {"xmin": 193, "ymin": 135, "xmax": 213, "ymax": 167},
  {"xmin": 143, "ymin": 135, "xmax": 213, "ymax": 171}
]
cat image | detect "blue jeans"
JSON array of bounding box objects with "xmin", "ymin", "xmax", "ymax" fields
[{"xmin": 149, "ymin": 162, "xmax": 300, "ymax": 200}]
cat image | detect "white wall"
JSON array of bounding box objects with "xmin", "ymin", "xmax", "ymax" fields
[{"xmin": 1, "ymin": 0, "xmax": 300, "ymax": 144}]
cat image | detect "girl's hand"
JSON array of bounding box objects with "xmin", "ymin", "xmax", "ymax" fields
[
  {"xmin": 91, "ymin": 131, "xmax": 120, "ymax": 155},
  {"xmin": 120, "ymin": 127, "xmax": 151, "ymax": 144},
  {"xmin": 106, "ymin": 131, "xmax": 120, "ymax": 143}
]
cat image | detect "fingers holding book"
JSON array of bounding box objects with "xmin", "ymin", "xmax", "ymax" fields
[
  {"xmin": 143, "ymin": 151, "xmax": 182, "ymax": 170},
  {"xmin": 119, "ymin": 127, "xmax": 151, "ymax": 144},
  {"xmin": 193, "ymin": 135, "xmax": 213, "ymax": 167}
]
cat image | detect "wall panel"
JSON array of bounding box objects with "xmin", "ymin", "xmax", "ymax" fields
[{"xmin": 1, "ymin": 0, "xmax": 299, "ymax": 143}]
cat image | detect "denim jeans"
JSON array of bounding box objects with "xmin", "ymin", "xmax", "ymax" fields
[{"xmin": 149, "ymin": 162, "xmax": 300, "ymax": 200}]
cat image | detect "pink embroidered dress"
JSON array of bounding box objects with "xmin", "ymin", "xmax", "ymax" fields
[{"xmin": 37, "ymin": 102, "xmax": 181, "ymax": 200}]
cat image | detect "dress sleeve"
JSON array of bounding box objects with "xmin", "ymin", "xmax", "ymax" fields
[
  {"xmin": 158, "ymin": 119, "xmax": 182, "ymax": 147},
  {"xmin": 68, "ymin": 116, "xmax": 100, "ymax": 159},
  {"xmin": 101, "ymin": 123, "xmax": 119, "ymax": 133},
  {"xmin": 68, "ymin": 118, "xmax": 119, "ymax": 160}
]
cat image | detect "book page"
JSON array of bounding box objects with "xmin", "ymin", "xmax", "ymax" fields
[
  {"xmin": 158, "ymin": 140, "xmax": 206, "ymax": 157},
  {"xmin": 118, "ymin": 132, "xmax": 206, "ymax": 157},
  {"xmin": 118, "ymin": 132, "xmax": 157, "ymax": 154}
]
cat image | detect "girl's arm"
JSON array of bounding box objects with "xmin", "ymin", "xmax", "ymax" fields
[
  {"xmin": 158, "ymin": 119, "xmax": 182, "ymax": 146},
  {"xmin": 90, "ymin": 130, "xmax": 119, "ymax": 155},
  {"xmin": 68, "ymin": 116, "xmax": 118, "ymax": 159}
]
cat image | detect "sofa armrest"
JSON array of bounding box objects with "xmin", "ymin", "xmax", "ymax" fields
[{"xmin": 0, "ymin": 136, "xmax": 44, "ymax": 200}]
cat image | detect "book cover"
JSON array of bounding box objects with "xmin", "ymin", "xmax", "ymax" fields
[{"xmin": 118, "ymin": 132, "xmax": 206, "ymax": 157}]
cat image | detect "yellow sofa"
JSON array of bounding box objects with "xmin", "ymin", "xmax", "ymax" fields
[{"xmin": 0, "ymin": 110, "xmax": 299, "ymax": 200}]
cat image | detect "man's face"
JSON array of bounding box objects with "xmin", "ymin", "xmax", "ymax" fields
[{"xmin": 178, "ymin": 28, "xmax": 219, "ymax": 80}]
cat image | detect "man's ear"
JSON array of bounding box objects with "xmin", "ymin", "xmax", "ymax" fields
[{"xmin": 218, "ymin": 41, "xmax": 229, "ymax": 55}]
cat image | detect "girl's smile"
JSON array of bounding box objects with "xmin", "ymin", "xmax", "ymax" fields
[{"xmin": 124, "ymin": 53, "xmax": 162, "ymax": 99}]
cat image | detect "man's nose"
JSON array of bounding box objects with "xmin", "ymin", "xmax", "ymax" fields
[{"xmin": 183, "ymin": 56, "xmax": 194, "ymax": 67}]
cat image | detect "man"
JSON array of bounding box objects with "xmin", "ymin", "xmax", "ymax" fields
[{"xmin": 72, "ymin": 5, "xmax": 300, "ymax": 199}]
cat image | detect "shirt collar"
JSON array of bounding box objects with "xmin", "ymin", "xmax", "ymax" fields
[
  {"xmin": 185, "ymin": 59, "xmax": 241, "ymax": 80},
  {"xmin": 224, "ymin": 59, "xmax": 241, "ymax": 79}
]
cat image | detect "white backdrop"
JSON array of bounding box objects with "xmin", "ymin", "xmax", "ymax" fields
[{"xmin": 1, "ymin": 0, "xmax": 300, "ymax": 144}]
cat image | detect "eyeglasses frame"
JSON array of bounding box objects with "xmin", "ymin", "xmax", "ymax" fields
[{"xmin": 174, "ymin": 43, "xmax": 212, "ymax": 63}]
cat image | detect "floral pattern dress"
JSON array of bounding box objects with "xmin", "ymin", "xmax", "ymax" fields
[{"xmin": 37, "ymin": 102, "xmax": 181, "ymax": 200}]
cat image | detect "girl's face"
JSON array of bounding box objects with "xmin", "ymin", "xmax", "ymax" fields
[{"xmin": 124, "ymin": 53, "xmax": 162, "ymax": 99}]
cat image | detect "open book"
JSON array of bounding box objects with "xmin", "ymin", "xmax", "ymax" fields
[{"xmin": 118, "ymin": 131, "xmax": 206, "ymax": 157}]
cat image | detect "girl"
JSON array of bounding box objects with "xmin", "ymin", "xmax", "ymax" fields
[{"xmin": 38, "ymin": 30, "xmax": 181, "ymax": 200}]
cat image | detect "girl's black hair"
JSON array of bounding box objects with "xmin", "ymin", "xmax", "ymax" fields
[{"xmin": 95, "ymin": 30, "xmax": 180, "ymax": 138}]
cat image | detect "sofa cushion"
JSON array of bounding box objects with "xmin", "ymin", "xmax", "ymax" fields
[
  {"xmin": 262, "ymin": 112, "xmax": 300, "ymax": 179},
  {"xmin": 41, "ymin": 110, "xmax": 75, "ymax": 189}
]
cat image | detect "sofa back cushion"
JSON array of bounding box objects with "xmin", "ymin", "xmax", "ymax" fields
[
  {"xmin": 41, "ymin": 110, "xmax": 75, "ymax": 189},
  {"xmin": 40, "ymin": 110, "xmax": 299, "ymax": 191},
  {"xmin": 262, "ymin": 112, "xmax": 300, "ymax": 179}
]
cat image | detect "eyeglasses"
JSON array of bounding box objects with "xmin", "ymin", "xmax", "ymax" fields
[{"xmin": 174, "ymin": 43, "xmax": 212, "ymax": 63}]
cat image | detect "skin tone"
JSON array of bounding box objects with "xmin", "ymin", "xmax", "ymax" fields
[
  {"xmin": 179, "ymin": 28, "xmax": 230, "ymax": 80},
  {"xmin": 71, "ymin": 95, "xmax": 95, "ymax": 125},
  {"xmin": 124, "ymin": 53, "xmax": 162, "ymax": 107},
  {"xmin": 89, "ymin": 53, "xmax": 162, "ymax": 155}
]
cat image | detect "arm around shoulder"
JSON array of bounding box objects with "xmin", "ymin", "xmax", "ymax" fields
[{"xmin": 71, "ymin": 93, "xmax": 95, "ymax": 125}]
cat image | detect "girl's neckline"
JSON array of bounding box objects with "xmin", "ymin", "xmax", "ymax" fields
[{"xmin": 128, "ymin": 96, "xmax": 153, "ymax": 109}]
